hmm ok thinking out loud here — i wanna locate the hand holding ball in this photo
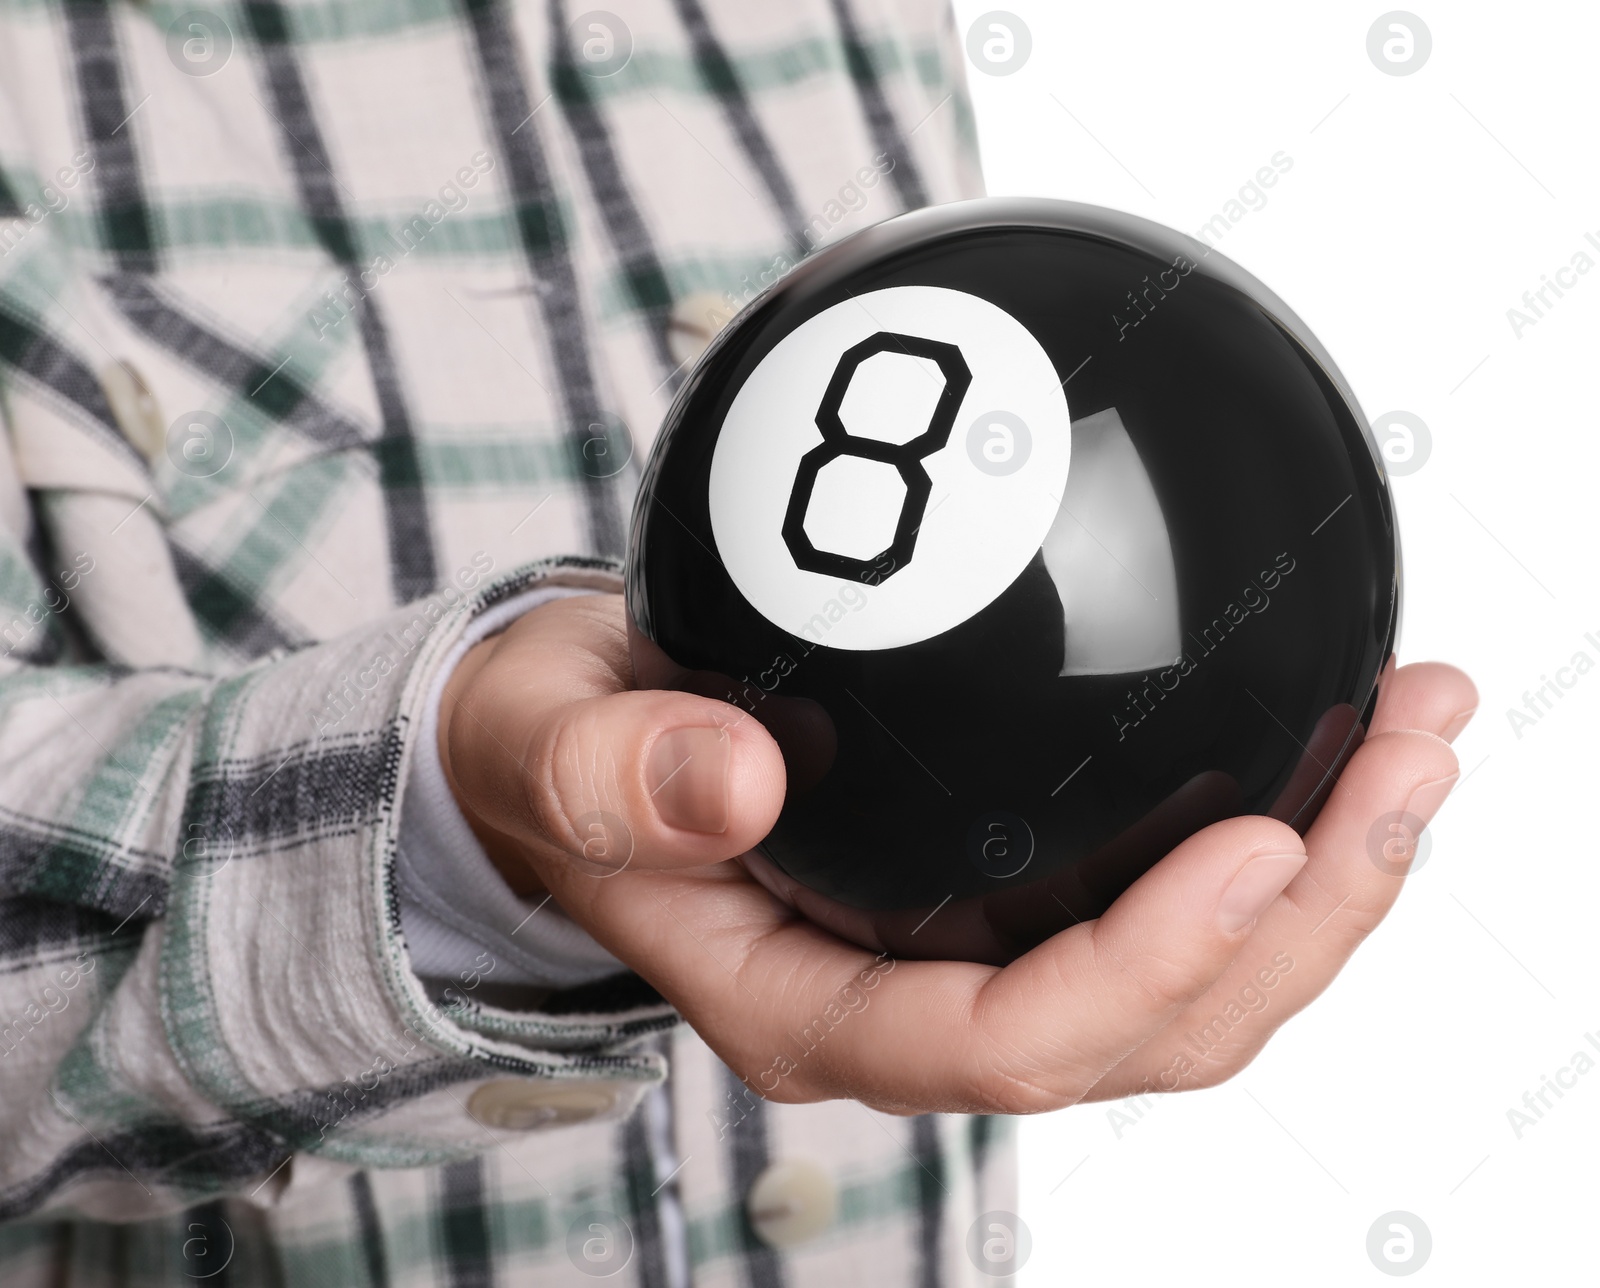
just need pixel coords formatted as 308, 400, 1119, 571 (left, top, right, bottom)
627, 199, 1399, 966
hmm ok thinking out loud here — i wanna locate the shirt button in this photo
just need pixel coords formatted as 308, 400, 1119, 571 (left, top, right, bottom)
98, 360, 165, 462
746, 1159, 838, 1249
466, 1080, 618, 1131
667, 290, 737, 368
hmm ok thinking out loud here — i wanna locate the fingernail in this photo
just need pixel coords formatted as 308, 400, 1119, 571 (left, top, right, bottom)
1217, 853, 1307, 934
648, 727, 730, 834
1440, 707, 1477, 743
1404, 772, 1459, 826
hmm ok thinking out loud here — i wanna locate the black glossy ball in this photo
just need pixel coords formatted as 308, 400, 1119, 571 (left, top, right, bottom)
627, 199, 1399, 966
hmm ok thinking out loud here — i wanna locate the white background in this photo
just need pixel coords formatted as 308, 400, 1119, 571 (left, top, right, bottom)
950, 1, 1600, 1282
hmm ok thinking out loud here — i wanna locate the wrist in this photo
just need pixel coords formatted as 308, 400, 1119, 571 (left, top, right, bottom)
438, 630, 550, 899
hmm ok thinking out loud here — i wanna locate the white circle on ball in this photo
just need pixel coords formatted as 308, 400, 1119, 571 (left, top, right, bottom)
709, 285, 1071, 651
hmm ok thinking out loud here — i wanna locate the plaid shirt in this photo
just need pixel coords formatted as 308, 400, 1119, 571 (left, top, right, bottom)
0, 0, 1016, 1284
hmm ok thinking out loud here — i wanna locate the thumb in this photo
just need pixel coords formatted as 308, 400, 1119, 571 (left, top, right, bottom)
441, 596, 786, 875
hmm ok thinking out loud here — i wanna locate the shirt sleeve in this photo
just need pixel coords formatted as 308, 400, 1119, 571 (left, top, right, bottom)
0, 535, 677, 1223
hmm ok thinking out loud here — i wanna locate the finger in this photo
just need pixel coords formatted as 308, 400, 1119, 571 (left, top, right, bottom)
443, 596, 786, 873
572, 813, 1311, 1114
1088, 726, 1459, 1098
1372, 659, 1478, 741
932, 815, 1308, 1111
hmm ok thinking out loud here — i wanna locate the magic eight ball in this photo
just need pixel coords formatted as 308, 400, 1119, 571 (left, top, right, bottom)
626, 198, 1399, 966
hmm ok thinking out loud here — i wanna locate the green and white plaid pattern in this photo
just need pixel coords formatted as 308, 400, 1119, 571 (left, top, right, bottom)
0, 0, 1013, 1283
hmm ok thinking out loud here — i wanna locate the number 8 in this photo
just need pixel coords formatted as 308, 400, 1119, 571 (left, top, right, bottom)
781, 332, 970, 583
